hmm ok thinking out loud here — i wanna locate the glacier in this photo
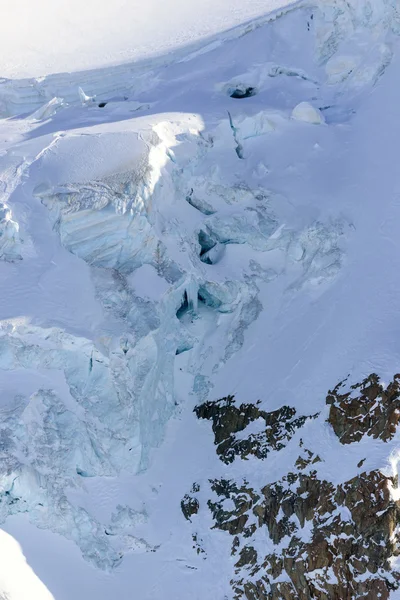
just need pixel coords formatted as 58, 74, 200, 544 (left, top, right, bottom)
1, 0, 400, 599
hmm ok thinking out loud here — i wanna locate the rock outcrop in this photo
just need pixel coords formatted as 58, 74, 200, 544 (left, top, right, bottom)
184, 461, 400, 598
194, 396, 318, 464
183, 379, 400, 599
181, 483, 200, 522
327, 373, 400, 444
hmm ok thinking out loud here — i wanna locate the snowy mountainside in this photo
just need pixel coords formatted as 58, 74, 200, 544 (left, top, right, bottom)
0, 0, 297, 79
1, 0, 400, 599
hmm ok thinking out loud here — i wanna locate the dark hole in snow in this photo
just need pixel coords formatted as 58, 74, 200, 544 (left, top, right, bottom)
198, 230, 227, 265
198, 230, 216, 256
235, 144, 244, 159
76, 468, 90, 477
201, 254, 213, 265
198, 287, 222, 310
199, 230, 220, 264
176, 290, 189, 319
229, 87, 257, 99
105, 529, 115, 536
98, 102, 107, 108
4, 491, 20, 505
175, 343, 192, 355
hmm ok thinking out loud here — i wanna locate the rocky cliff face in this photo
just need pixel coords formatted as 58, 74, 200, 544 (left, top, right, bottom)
194, 396, 319, 464
182, 379, 400, 599
327, 373, 400, 444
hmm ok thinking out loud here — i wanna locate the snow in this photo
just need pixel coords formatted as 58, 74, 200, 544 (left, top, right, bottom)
291, 101, 325, 124
0, 529, 54, 600
0, 0, 299, 78
127, 264, 170, 301
1, 0, 400, 598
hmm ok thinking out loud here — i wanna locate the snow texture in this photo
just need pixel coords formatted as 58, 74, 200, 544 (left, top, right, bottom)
1, 0, 400, 598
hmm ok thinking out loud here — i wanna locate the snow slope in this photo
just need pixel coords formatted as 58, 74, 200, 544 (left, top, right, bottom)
0, 0, 297, 78
1, 0, 400, 598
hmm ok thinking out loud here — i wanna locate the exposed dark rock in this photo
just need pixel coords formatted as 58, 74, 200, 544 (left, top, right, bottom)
183, 379, 400, 599
295, 447, 321, 470
181, 493, 199, 521
203, 467, 400, 600
207, 479, 259, 537
194, 395, 318, 464
327, 373, 400, 444
192, 533, 206, 556
235, 545, 258, 570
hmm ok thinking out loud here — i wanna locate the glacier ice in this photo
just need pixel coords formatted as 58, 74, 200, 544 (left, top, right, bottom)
0, 203, 22, 262
30, 97, 64, 121
0, 98, 352, 568
1, 0, 397, 577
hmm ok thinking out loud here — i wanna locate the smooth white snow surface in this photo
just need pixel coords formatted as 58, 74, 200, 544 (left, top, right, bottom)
0, 529, 54, 600
1, 0, 400, 598
1, 0, 297, 78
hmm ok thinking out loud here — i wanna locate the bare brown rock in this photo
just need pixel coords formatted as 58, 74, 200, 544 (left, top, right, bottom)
229, 469, 400, 599
183, 464, 400, 598
181, 494, 199, 521
182, 377, 400, 599
327, 373, 400, 444
194, 395, 318, 463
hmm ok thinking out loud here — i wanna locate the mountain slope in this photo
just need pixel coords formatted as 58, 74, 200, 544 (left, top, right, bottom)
1, 1, 400, 599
